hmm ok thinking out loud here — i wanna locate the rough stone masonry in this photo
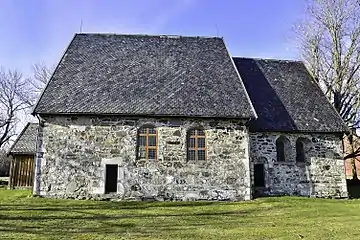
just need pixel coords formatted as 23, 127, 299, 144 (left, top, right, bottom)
34, 116, 252, 201
250, 132, 348, 198
33, 115, 348, 200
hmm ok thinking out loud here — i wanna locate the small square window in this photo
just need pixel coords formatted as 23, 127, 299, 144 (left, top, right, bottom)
138, 136, 146, 146
189, 138, 195, 148
188, 150, 196, 161
198, 138, 205, 148
148, 128, 156, 134
198, 150, 206, 161
139, 128, 147, 134
138, 147, 146, 159
148, 136, 157, 146
197, 130, 205, 136
148, 149, 156, 160
189, 129, 196, 136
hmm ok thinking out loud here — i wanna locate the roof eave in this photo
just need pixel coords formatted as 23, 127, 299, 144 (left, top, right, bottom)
35, 112, 257, 120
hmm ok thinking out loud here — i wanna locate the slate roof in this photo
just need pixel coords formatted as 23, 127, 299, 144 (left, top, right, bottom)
8, 123, 38, 155
33, 33, 256, 119
233, 57, 348, 133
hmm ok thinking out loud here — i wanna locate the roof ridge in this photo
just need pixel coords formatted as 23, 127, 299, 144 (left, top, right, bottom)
75, 32, 222, 39
233, 56, 302, 63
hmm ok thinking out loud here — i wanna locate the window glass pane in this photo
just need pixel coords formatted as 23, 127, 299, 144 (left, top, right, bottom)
197, 129, 205, 136
138, 136, 146, 146
198, 138, 205, 148
189, 129, 196, 136
148, 136, 157, 146
148, 149, 156, 160
198, 150, 206, 161
138, 147, 146, 159
276, 140, 285, 162
296, 141, 305, 162
188, 150, 196, 161
189, 138, 195, 148
148, 128, 156, 134
139, 128, 147, 134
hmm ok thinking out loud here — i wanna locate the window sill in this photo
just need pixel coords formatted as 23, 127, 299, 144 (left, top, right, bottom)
275, 161, 295, 165
186, 160, 209, 166
275, 162, 309, 166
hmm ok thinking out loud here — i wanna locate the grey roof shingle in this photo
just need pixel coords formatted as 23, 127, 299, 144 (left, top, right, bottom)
233, 57, 348, 133
8, 123, 38, 155
33, 34, 256, 119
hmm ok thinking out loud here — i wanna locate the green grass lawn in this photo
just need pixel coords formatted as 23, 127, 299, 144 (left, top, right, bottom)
0, 190, 360, 239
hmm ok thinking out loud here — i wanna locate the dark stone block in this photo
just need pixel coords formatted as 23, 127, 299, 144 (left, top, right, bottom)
173, 130, 181, 136
124, 120, 135, 126
131, 184, 141, 191
209, 121, 219, 127
202, 171, 211, 177
175, 179, 186, 184
169, 119, 181, 126
110, 148, 120, 154
173, 162, 183, 168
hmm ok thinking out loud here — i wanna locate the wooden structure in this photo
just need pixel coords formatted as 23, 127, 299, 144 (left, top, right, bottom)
8, 123, 38, 188
344, 134, 360, 180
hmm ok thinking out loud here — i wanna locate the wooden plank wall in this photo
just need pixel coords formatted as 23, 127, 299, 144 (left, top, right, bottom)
9, 155, 35, 188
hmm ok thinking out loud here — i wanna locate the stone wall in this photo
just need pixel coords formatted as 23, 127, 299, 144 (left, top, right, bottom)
34, 116, 251, 201
250, 132, 348, 198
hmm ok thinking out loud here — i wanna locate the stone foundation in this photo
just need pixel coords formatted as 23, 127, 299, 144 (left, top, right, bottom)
250, 132, 348, 198
34, 116, 251, 201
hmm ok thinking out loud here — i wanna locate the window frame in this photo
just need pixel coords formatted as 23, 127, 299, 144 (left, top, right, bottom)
296, 137, 311, 163
137, 126, 158, 162
276, 136, 290, 162
296, 139, 305, 163
187, 128, 207, 162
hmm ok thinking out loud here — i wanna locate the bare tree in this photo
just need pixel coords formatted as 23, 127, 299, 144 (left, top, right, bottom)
0, 68, 34, 149
0, 62, 53, 150
30, 62, 54, 93
296, 0, 360, 161
0, 150, 10, 177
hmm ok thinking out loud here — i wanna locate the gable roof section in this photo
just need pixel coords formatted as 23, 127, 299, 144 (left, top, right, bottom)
8, 123, 38, 155
33, 33, 256, 119
233, 57, 348, 133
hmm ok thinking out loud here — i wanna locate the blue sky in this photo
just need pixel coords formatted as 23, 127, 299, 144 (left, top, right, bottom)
0, 0, 306, 73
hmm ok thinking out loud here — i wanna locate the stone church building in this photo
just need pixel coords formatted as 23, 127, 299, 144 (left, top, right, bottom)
32, 33, 349, 200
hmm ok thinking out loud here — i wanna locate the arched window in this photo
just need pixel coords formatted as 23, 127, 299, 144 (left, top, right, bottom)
276, 136, 290, 162
296, 137, 311, 163
137, 126, 157, 161
296, 140, 305, 162
187, 128, 206, 162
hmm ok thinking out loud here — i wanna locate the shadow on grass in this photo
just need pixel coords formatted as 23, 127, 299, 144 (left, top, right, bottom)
0, 200, 242, 211
0, 209, 254, 221
0, 201, 279, 238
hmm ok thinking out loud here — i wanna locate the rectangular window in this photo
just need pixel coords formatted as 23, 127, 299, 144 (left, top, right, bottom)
137, 127, 157, 161
254, 164, 265, 187
187, 128, 207, 162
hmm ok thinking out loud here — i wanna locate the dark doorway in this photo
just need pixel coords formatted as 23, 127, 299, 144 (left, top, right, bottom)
254, 164, 265, 187
105, 164, 118, 193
